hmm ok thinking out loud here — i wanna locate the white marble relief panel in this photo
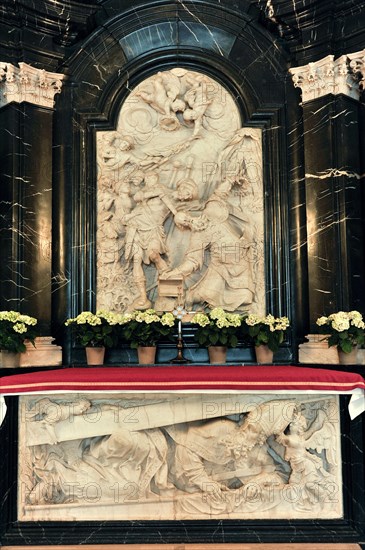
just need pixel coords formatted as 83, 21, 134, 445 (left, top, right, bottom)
18, 393, 342, 521
96, 68, 264, 314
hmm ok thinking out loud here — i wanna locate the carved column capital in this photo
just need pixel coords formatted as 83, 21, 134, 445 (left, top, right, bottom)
347, 50, 365, 91
0, 62, 64, 108
289, 50, 365, 102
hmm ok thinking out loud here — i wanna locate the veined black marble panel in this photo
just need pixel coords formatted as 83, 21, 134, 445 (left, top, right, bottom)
302, 94, 365, 329
0, 103, 53, 334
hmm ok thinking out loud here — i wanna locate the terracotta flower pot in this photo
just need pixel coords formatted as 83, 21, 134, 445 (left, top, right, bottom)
85, 346, 105, 365
255, 344, 274, 364
137, 346, 156, 364
338, 347, 358, 365
208, 346, 227, 364
1, 350, 21, 368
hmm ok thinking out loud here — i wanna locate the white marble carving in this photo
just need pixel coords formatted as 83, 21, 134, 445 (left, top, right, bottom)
18, 393, 342, 521
289, 50, 365, 102
0, 62, 64, 108
347, 49, 365, 91
96, 68, 264, 314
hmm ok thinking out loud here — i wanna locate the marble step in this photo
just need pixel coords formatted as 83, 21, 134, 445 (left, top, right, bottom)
1, 544, 362, 550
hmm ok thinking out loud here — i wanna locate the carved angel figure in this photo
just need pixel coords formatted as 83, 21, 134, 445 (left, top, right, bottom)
135, 71, 182, 131
276, 407, 337, 510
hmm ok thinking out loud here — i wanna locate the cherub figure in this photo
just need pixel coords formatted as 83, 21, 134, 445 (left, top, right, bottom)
276, 407, 337, 510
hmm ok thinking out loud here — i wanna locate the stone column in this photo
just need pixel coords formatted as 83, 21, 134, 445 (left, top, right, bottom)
290, 51, 365, 330
0, 62, 64, 333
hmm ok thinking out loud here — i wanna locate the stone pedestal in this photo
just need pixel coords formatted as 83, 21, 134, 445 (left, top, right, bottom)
298, 334, 339, 364
18, 336, 62, 367
299, 334, 365, 365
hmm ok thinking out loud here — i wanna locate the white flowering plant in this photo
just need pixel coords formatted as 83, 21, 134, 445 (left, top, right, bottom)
65, 310, 120, 348
316, 310, 365, 353
0, 310, 38, 353
191, 308, 242, 348
119, 309, 176, 348
244, 313, 290, 352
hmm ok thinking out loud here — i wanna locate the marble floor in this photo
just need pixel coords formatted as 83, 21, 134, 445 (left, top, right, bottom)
1, 544, 362, 549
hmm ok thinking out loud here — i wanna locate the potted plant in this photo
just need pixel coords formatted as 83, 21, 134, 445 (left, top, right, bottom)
244, 313, 290, 363
0, 310, 38, 367
119, 309, 176, 364
191, 307, 242, 364
65, 310, 119, 365
316, 310, 365, 364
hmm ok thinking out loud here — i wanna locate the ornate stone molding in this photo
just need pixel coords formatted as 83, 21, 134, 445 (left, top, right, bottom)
289, 50, 365, 102
0, 62, 64, 108
347, 50, 365, 92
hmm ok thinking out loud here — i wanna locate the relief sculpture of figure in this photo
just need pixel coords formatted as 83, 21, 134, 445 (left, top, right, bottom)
96, 69, 265, 315
100, 134, 140, 175
276, 408, 337, 511
21, 395, 341, 520
183, 75, 212, 138
123, 171, 196, 309
79, 426, 171, 499
135, 71, 182, 132
28, 425, 171, 505
165, 400, 297, 515
165, 185, 256, 311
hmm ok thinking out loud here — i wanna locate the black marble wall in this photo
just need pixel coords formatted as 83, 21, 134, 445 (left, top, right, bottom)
0, 0, 364, 360
1, 1, 365, 547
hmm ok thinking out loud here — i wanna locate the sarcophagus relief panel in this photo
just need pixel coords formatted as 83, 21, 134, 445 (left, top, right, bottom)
18, 393, 342, 521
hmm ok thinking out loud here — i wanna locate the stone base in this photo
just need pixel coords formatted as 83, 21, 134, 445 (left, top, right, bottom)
299, 334, 340, 364
299, 334, 365, 365
19, 336, 62, 367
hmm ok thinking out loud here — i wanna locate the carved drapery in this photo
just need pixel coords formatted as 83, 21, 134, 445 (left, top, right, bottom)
96, 68, 264, 314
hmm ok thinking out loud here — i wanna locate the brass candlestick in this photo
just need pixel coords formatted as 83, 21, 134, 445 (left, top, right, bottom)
171, 298, 190, 363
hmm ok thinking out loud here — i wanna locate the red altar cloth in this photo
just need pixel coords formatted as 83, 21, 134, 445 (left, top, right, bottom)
1, 365, 364, 420
1, 364, 364, 393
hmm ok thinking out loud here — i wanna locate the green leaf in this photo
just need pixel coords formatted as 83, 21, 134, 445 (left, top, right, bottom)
258, 331, 268, 344
210, 333, 219, 345
220, 334, 228, 345
340, 340, 353, 353
328, 334, 338, 348
229, 334, 238, 348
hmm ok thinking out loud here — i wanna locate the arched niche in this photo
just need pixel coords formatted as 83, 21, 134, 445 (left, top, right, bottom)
96, 68, 265, 315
